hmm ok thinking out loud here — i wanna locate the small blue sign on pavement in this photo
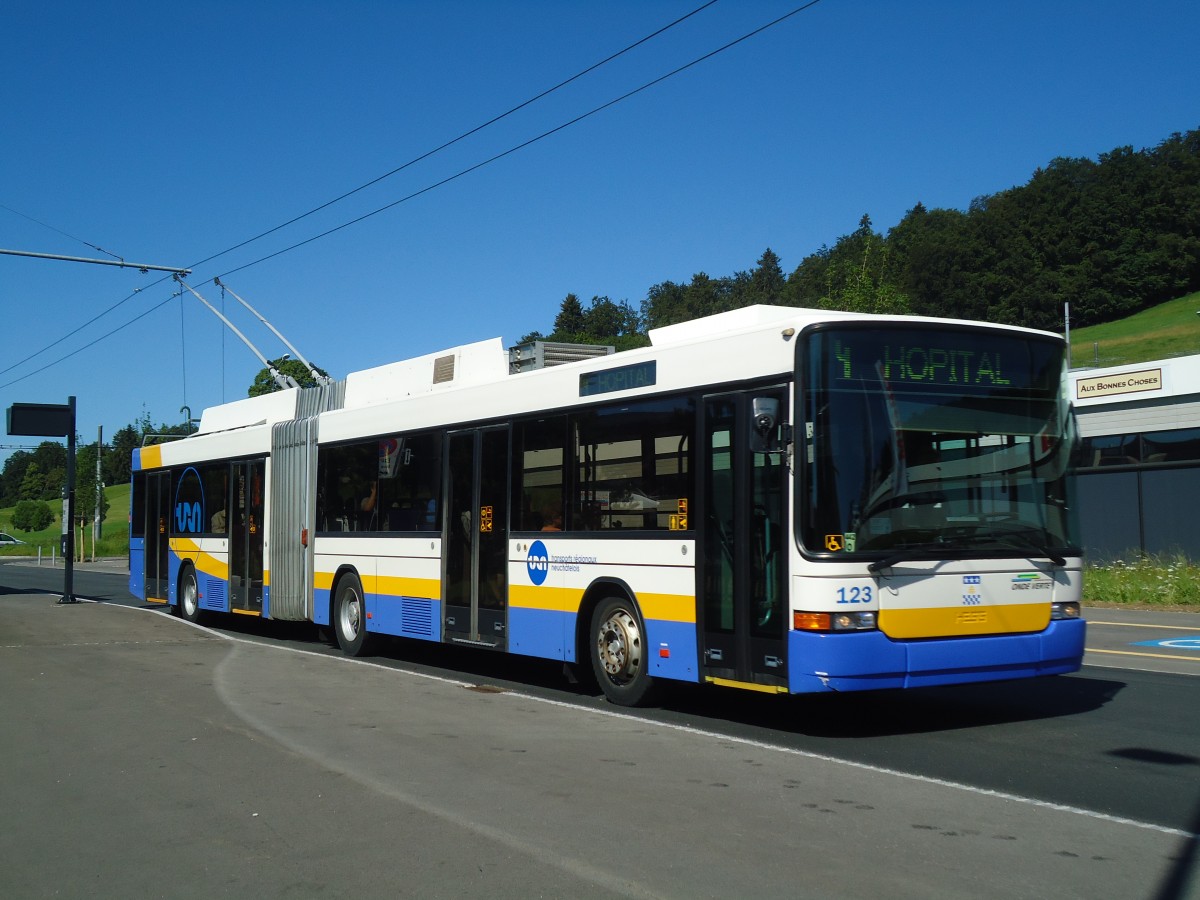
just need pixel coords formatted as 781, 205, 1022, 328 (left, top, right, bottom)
1133, 638, 1200, 652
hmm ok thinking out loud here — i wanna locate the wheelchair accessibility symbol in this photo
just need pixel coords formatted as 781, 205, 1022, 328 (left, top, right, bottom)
825, 534, 844, 552
1134, 638, 1200, 652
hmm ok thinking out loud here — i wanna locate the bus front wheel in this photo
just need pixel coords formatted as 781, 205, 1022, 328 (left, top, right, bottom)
179, 566, 203, 624
334, 573, 374, 657
590, 596, 657, 706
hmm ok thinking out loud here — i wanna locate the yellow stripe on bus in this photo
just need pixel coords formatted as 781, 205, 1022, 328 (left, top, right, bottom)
508, 584, 581, 613
372, 574, 438, 598
879, 603, 1051, 639
637, 591, 696, 623
313, 570, 439, 599
309, 574, 696, 622
508, 584, 695, 622
139, 444, 164, 470
169, 539, 230, 581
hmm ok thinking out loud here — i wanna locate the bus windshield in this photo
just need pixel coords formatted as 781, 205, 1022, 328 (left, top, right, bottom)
800, 324, 1079, 562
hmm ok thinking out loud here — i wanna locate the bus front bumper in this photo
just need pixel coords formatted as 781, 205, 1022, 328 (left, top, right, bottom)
786, 618, 1086, 693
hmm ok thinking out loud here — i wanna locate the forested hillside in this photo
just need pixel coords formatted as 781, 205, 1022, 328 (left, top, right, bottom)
525, 128, 1200, 344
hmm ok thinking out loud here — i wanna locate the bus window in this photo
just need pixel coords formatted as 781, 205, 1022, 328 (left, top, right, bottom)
378, 431, 442, 531
202, 464, 229, 534
515, 416, 567, 532
573, 396, 694, 531
317, 432, 442, 533
317, 442, 376, 531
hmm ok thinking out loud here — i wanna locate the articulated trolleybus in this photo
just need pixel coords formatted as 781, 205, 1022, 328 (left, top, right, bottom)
130, 305, 1084, 705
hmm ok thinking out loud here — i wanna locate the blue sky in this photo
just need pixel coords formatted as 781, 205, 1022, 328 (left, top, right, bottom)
2, 0, 1197, 463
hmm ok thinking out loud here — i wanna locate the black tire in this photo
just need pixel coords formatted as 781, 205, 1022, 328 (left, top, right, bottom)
589, 596, 658, 706
178, 566, 203, 624
334, 573, 375, 657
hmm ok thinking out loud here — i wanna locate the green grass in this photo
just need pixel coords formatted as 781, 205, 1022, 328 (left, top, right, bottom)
1070, 291, 1200, 367
1084, 554, 1200, 610
0, 482, 130, 559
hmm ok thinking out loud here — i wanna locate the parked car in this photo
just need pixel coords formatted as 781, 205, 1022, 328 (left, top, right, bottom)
0, 532, 27, 547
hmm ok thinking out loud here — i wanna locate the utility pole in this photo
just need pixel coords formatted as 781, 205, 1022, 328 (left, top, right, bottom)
1064, 302, 1072, 368
94, 425, 103, 547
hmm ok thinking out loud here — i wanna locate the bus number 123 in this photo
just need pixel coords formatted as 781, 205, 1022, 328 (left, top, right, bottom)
836, 586, 873, 604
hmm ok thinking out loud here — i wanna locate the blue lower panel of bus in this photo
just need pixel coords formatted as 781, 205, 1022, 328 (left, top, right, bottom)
167, 552, 180, 606
509, 607, 573, 660
364, 593, 441, 642
645, 619, 700, 682
129, 539, 145, 598
203, 575, 228, 612
787, 619, 1087, 693
507, 609, 699, 682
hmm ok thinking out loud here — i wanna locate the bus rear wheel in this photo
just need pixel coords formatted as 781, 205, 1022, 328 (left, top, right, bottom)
334, 573, 375, 657
179, 566, 203, 624
590, 596, 657, 706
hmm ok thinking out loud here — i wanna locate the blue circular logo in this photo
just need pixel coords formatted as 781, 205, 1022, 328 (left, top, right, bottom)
173, 466, 205, 534
526, 540, 549, 586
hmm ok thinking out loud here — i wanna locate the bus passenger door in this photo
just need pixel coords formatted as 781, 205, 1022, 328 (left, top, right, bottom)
701, 390, 788, 688
144, 471, 171, 602
443, 427, 509, 648
229, 460, 265, 613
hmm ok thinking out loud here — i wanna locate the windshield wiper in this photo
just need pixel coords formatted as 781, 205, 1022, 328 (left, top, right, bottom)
986, 532, 1067, 567
868, 548, 951, 573
867, 532, 1067, 574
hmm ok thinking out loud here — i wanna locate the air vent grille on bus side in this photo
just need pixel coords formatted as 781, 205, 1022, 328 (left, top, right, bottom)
433, 354, 455, 384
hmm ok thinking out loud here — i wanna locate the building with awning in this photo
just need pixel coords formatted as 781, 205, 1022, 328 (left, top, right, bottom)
1072, 354, 1200, 561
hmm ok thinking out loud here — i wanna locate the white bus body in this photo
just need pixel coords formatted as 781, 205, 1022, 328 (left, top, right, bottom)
131, 305, 1084, 704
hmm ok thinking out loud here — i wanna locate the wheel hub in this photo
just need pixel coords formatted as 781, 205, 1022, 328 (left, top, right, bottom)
340, 595, 361, 637
182, 578, 198, 616
596, 608, 642, 682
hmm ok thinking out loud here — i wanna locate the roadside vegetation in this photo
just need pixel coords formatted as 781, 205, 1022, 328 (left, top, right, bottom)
1070, 290, 1200, 368
0, 482, 129, 560
1084, 554, 1200, 610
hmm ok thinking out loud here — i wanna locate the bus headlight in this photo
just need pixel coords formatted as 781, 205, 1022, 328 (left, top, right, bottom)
1050, 602, 1081, 620
833, 611, 877, 631
793, 611, 877, 632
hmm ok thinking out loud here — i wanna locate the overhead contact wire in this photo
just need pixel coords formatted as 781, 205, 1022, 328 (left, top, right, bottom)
0, 1, 720, 383
217, 0, 824, 278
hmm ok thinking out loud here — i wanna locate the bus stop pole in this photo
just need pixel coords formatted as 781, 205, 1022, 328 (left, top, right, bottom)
59, 397, 78, 604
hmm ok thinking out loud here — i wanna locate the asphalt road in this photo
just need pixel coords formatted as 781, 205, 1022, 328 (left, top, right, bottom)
2, 559, 1197, 898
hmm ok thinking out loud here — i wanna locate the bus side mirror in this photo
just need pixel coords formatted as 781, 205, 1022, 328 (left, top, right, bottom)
750, 398, 780, 452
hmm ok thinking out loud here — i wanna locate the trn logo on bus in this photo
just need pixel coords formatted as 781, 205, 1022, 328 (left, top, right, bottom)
175, 501, 203, 534
526, 540, 549, 586
174, 467, 205, 534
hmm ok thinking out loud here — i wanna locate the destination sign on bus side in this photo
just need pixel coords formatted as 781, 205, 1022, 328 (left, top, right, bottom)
835, 340, 1012, 386
579, 360, 657, 397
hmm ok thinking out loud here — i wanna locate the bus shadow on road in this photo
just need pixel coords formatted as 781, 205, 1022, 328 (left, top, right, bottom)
654, 673, 1127, 739
175, 610, 1126, 738
0, 584, 61, 597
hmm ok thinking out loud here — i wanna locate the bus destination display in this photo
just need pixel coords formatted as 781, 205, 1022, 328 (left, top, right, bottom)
834, 338, 1012, 387
579, 360, 657, 397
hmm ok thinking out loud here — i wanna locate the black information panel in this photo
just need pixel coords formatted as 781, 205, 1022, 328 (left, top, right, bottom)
579, 360, 656, 397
